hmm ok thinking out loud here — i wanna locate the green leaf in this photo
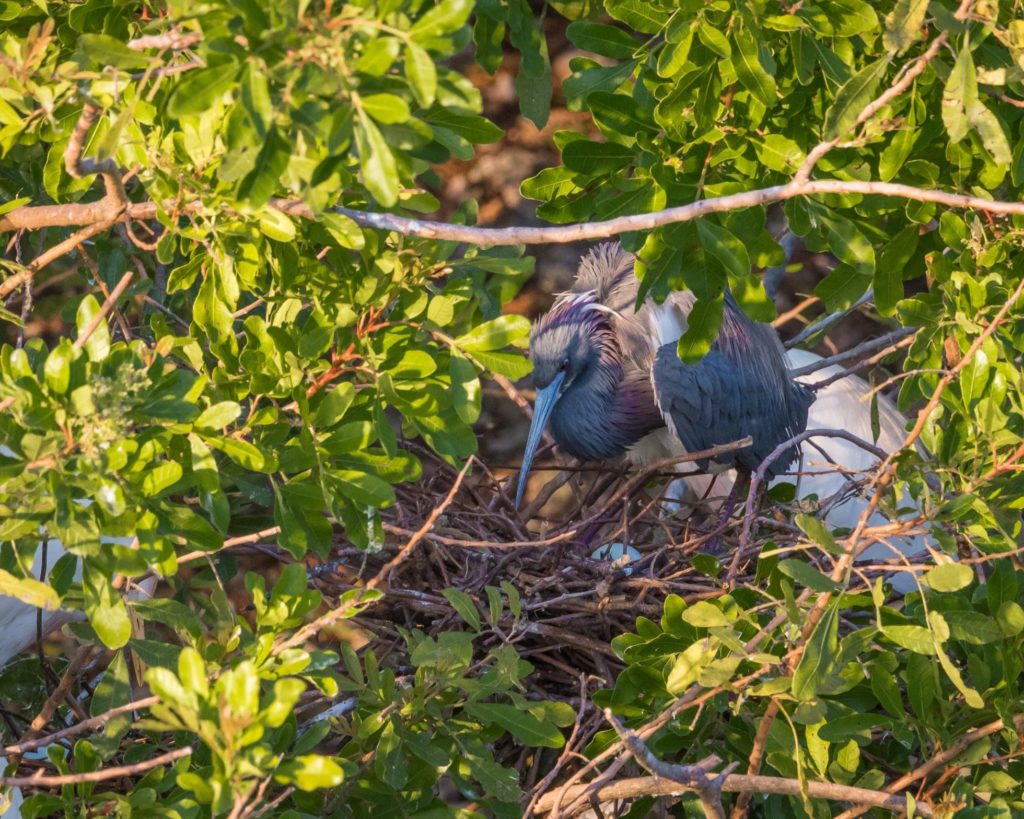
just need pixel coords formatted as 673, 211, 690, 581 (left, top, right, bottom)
566, 22, 638, 59
76, 294, 111, 362
450, 352, 481, 424
792, 600, 839, 700
0, 568, 60, 610
0, 197, 30, 216
795, 514, 841, 555
321, 212, 365, 249
167, 61, 240, 118
258, 209, 296, 242
923, 562, 973, 592
355, 110, 399, 207
465, 702, 565, 748
883, 0, 929, 54
83, 563, 131, 649
275, 755, 345, 791
875, 224, 918, 315
823, 56, 890, 139
410, 0, 472, 41
697, 221, 752, 287
997, 601, 1024, 636
44, 339, 73, 394
456, 315, 531, 351
940, 36, 1008, 162
424, 109, 504, 143
405, 42, 438, 107
676, 294, 723, 364
879, 124, 918, 181
754, 134, 806, 173
208, 437, 272, 472
816, 264, 872, 311
236, 126, 290, 208
470, 349, 532, 379
79, 34, 152, 69
195, 401, 241, 431
327, 470, 396, 507
605, 0, 670, 33
883, 624, 936, 655
732, 29, 776, 107
442, 588, 481, 631
777, 559, 839, 593
697, 21, 731, 57
91, 651, 131, 716
929, 611, 984, 708
509, 0, 552, 129
561, 140, 633, 175
314, 383, 355, 429
360, 93, 411, 124
141, 461, 183, 496
680, 600, 731, 628
588, 91, 658, 136
971, 102, 1012, 165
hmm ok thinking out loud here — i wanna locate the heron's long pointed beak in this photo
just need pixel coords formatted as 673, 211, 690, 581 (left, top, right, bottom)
515, 372, 565, 509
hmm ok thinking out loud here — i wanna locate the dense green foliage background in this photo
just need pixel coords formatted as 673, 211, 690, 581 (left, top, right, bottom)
1, 0, 1024, 816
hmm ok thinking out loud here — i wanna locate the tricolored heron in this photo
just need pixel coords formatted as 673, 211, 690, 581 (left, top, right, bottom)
514, 243, 926, 589
515, 242, 814, 523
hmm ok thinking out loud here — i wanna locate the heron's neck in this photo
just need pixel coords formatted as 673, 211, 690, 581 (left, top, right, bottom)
551, 356, 662, 462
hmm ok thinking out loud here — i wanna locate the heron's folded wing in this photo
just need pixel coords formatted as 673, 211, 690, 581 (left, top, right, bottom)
651, 342, 809, 477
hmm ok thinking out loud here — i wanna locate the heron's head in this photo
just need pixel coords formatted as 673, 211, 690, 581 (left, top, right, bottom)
515, 296, 615, 507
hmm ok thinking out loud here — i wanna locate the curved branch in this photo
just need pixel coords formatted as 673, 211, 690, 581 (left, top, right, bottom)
532, 771, 933, 816
4, 179, 1023, 244
1, 747, 190, 788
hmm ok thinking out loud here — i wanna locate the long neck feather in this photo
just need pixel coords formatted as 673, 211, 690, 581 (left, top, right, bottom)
548, 303, 663, 461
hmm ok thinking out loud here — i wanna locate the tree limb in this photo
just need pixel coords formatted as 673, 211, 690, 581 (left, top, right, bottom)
1, 747, 191, 788
604, 708, 731, 819
532, 771, 933, 816
5, 178, 1024, 244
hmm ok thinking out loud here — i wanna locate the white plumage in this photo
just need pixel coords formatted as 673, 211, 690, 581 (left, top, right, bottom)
634, 348, 926, 592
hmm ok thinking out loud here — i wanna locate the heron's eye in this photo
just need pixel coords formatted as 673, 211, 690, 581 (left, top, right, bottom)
558, 359, 570, 373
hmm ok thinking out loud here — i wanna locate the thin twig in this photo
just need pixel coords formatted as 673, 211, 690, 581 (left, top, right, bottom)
789, 327, 917, 378
4, 696, 160, 755
1, 746, 191, 788
784, 289, 875, 349
0, 219, 118, 299
72, 270, 134, 350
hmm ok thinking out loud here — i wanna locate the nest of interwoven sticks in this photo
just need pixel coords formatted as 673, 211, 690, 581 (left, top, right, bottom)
301, 435, 890, 705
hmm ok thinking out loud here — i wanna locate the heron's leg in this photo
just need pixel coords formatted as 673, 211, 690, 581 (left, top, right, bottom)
701, 468, 751, 555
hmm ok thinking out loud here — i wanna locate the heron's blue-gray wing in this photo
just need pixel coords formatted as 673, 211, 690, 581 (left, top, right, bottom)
652, 338, 813, 478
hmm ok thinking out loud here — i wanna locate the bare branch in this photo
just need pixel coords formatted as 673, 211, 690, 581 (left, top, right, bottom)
127, 31, 203, 51
788, 327, 917, 378
784, 289, 875, 349
604, 708, 730, 819
0, 218, 119, 300
533, 772, 934, 816
1, 746, 191, 788
4, 696, 160, 756
72, 270, 134, 350
5, 178, 1024, 244
64, 103, 129, 213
